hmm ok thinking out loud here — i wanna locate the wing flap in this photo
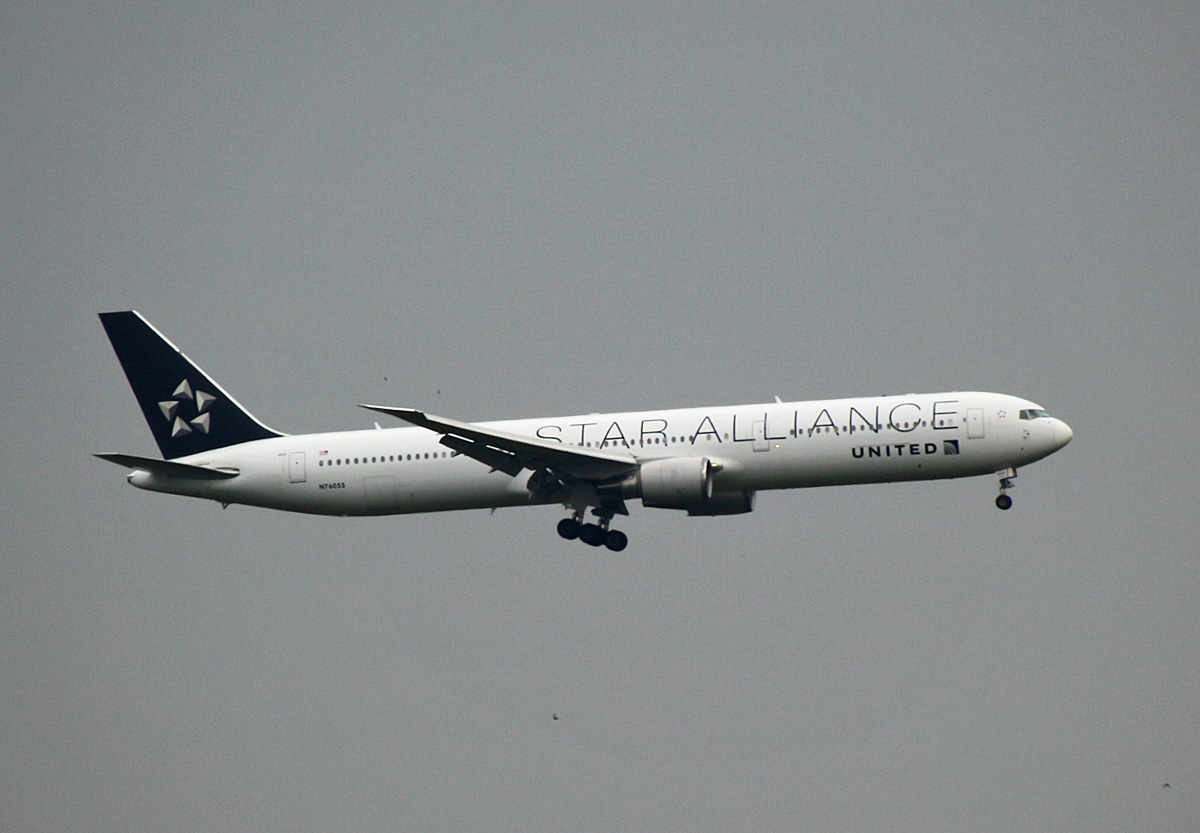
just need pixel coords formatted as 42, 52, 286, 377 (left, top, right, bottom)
439, 434, 526, 477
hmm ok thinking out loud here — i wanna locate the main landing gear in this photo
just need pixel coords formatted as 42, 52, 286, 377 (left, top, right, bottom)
995, 467, 1016, 510
556, 510, 629, 552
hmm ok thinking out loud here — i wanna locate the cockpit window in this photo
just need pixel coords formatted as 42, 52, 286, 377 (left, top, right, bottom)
1019, 408, 1051, 420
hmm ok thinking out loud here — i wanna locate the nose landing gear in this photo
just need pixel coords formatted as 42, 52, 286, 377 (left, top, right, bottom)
556, 509, 628, 551
995, 467, 1016, 510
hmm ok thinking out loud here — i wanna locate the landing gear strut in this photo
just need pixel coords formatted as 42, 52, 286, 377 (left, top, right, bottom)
995, 467, 1016, 510
556, 509, 628, 551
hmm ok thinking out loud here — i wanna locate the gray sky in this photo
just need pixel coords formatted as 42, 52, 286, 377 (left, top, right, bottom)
3, 2, 1198, 831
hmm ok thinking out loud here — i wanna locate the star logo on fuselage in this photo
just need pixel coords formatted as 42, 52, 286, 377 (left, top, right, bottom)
158, 379, 216, 437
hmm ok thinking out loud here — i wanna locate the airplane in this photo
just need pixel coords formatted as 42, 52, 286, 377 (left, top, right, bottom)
95, 311, 1073, 551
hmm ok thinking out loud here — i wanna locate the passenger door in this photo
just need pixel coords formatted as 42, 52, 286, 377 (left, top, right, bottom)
966, 408, 985, 439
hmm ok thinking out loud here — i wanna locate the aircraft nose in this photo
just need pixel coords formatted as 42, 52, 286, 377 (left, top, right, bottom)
1054, 419, 1073, 448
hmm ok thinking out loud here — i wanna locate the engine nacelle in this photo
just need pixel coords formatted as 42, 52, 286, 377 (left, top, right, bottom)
637, 457, 714, 509
686, 491, 756, 516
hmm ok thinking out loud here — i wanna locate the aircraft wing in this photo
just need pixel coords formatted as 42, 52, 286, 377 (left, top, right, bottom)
360, 405, 638, 481
95, 453, 240, 479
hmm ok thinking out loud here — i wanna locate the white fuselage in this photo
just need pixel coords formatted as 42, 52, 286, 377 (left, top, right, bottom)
127, 391, 1072, 516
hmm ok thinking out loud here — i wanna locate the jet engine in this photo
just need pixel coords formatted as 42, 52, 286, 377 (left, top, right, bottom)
637, 456, 713, 508
598, 457, 756, 515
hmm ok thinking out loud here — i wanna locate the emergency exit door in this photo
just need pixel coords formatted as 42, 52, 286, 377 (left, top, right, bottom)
288, 451, 306, 483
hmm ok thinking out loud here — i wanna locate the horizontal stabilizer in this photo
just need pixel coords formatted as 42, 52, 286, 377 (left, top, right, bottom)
94, 453, 239, 480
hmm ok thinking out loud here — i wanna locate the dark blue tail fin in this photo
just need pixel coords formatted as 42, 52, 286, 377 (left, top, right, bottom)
99, 311, 284, 459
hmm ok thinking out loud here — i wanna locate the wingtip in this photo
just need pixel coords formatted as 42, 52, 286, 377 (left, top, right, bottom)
360, 404, 425, 420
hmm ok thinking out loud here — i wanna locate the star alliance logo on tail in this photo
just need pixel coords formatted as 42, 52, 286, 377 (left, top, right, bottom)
158, 379, 216, 437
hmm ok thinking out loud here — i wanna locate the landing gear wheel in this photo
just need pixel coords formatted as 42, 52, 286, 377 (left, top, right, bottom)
556, 518, 581, 540
995, 494, 1013, 511
579, 523, 606, 547
604, 530, 628, 552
